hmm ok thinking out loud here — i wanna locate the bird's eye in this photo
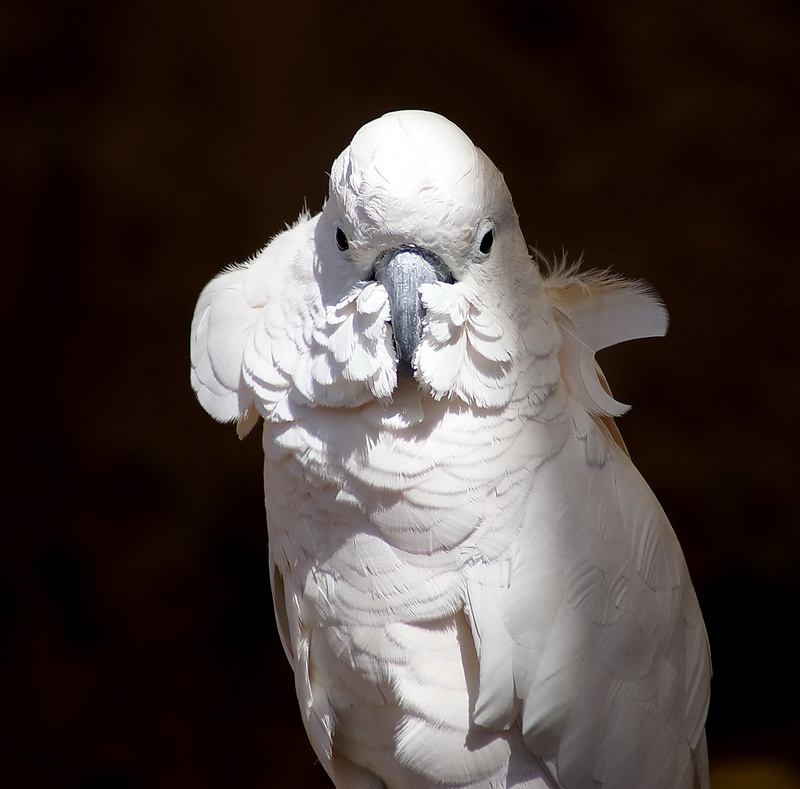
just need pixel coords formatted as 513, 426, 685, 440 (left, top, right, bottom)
336, 227, 350, 251
479, 228, 494, 255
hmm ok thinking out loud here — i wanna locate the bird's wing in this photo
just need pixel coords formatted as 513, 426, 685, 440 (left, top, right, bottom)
464, 274, 710, 789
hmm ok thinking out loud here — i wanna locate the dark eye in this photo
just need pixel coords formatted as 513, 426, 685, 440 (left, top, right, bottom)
336, 227, 349, 251
479, 228, 494, 255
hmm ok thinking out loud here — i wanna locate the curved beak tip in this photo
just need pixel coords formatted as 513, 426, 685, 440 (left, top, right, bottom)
374, 248, 451, 376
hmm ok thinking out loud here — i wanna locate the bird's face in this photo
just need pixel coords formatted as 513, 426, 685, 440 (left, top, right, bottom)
320, 110, 532, 378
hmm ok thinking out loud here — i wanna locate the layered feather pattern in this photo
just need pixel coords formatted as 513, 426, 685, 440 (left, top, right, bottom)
190, 110, 710, 789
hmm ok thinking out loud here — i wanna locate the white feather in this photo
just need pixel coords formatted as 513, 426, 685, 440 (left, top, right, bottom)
190, 110, 709, 789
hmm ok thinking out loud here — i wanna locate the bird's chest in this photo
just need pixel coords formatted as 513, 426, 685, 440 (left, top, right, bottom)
260, 387, 565, 625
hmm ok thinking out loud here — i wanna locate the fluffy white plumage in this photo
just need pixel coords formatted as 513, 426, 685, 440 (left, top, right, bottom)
190, 110, 710, 788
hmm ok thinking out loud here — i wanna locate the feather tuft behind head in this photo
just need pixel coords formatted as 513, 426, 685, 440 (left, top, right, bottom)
540, 252, 668, 418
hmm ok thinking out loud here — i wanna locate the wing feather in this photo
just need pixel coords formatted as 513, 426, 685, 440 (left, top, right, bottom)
460, 267, 707, 788
465, 427, 709, 789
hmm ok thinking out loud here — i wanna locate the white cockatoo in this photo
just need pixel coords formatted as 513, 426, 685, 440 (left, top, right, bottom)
190, 110, 710, 789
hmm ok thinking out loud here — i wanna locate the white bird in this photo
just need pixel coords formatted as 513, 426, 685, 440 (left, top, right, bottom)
190, 110, 710, 788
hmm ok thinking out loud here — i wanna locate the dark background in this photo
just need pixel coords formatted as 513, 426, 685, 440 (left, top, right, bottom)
4, 1, 800, 786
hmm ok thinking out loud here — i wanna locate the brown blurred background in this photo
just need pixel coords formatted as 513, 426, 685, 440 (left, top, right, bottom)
3, 0, 799, 786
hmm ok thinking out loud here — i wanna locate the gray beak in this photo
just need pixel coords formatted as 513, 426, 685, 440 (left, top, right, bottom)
374, 247, 452, 378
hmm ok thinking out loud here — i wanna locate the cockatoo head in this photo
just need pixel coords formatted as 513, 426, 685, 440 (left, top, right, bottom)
319, 110, 533, 379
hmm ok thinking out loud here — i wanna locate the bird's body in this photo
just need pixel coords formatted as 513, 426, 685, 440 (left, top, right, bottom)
191, 111, 710, 788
